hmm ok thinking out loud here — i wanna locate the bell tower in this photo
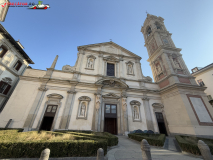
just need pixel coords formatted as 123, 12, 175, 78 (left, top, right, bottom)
141, 14, 213, 136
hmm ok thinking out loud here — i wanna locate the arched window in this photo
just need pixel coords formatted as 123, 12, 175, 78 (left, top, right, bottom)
0, 45, 8, 58
146, 26, 152, 36
155, 22, 162, 30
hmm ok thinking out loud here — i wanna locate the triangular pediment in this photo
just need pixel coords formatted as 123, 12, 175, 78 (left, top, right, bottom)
77, 42, 141, 58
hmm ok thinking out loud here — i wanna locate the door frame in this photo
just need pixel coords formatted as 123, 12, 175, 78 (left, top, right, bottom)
104, 104, 118, 134
36, 101, 61, 131
39, 105, 58, 131
100, 98, 122, 135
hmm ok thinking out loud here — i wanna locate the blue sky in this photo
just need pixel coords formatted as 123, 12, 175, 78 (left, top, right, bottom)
1, 0, 213, 79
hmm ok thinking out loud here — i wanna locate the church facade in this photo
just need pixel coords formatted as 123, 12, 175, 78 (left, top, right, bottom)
0, 14, 213, 137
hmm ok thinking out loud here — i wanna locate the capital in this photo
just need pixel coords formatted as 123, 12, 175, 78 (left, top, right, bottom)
38, 86, 48, 91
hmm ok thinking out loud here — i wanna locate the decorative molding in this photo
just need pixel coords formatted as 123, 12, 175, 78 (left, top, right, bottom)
142, 97, 150, 101
103, 55, 120, 62
47, 93, 63, 99
130, 100, 141, 106
95, 77, 129, 89
102, 93, 120, 99
78, 96, 91, 101
152, 103, 164, 112
126, 61, 135, 76
2, 77, 12, 85
38, 86, 48, 91
62, 65, 76, 72
85, 54, 96, 70
67, 90, 76, 94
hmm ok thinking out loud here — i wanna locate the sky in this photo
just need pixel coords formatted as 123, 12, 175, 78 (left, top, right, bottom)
1, 0, 213, 80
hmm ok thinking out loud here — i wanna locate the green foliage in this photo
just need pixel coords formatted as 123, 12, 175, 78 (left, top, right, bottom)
175, 135, 213, 155
128, 133, 166, 147
0, 130, 116, 158
55, 130, 118, 146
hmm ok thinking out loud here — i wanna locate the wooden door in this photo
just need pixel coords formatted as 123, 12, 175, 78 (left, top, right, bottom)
104, 104, 117, 134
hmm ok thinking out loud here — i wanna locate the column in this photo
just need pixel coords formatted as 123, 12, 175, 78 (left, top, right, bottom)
92, 93, 102, 131
142, 97, 154, 131
121, 96, 128, 134
59, 90, 76, 129
23, 86, 48, 130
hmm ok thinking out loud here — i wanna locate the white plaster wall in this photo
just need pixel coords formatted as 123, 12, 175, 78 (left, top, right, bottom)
80, 75, 96, 83
145, 83, 160, 89
127, 97, 147, 131
0, 80, 41, 128
23, 69, 46, 77
68, 92, 95, 130
51, 71, 73, 79
126, 81, 140, 88
194, 68, 213, 98
32, 89, 68, 130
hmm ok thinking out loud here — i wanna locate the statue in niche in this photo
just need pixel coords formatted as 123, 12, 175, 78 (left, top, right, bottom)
156, 63, 162, 75
80, 102, 86, 117
127, 64, 133, 74
173, 58, 181, 69
133, 106, 139, 120
87, 58, 94, 69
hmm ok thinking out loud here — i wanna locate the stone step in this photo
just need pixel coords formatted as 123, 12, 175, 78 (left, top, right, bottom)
163, 136, 181, 152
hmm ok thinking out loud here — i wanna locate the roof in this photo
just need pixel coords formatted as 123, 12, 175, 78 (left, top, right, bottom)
77, 41, 141, 59
191, 63, 213, 76
0, 23, 34, 64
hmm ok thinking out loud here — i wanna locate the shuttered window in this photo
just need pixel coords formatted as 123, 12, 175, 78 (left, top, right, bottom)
0, 46, 8, 58
13, 60, 22, 71
0, 81, 11, 95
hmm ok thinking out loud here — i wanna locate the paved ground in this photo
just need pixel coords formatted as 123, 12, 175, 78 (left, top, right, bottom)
163, 136, 181, 152
106, 136, 203, 160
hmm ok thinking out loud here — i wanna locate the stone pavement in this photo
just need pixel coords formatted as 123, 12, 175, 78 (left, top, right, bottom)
106, 136, 203, 160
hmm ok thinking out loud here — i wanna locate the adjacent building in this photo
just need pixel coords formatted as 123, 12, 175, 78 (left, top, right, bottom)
191, 63, 213, 106
0, 24, 34, 112
0, 14, 212, 138
0, 0, 10, 22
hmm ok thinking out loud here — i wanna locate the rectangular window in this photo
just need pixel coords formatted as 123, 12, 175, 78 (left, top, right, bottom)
0, 81, 11, 95
107, 63, 115, 76
0, 46, 8, 58
13, 60, 22, 71
197, 79, 205, 86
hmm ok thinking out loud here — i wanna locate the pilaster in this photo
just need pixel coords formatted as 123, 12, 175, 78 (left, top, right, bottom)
142, 97, 154, 131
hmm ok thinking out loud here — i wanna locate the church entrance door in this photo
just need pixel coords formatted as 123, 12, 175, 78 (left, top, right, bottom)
155, 112, 168, 136
104, 104, 117, 135
40, 105, 58, 131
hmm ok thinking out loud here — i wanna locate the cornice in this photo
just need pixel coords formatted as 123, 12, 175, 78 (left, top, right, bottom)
84, 48, 141, 60
147, 46, 182, 62
160, 83, 206, 95
77, 41, 141, 59
156, 74, 195, 84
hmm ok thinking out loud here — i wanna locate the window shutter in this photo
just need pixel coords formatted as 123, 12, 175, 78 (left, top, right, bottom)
3, 84, 11, 95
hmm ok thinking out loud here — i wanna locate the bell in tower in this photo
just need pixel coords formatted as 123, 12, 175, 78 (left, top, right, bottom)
141, 14, 213, 137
